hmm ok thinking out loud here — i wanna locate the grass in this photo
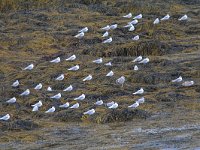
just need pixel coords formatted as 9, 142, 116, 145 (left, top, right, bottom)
0, 0, 200, 144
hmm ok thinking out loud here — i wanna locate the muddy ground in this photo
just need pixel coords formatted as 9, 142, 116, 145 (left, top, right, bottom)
0, 0, 200, 149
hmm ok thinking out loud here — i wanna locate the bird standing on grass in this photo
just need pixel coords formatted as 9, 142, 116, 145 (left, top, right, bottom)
123, 13, 132, 18
63, 85, 73, 92
129, 25, 135, 31
133, 56, 143, 62
68, 65, 79, 71
110, 24, 117, 30
83, 75, 92, 82
178, 15, 188, 21
132, 35, 139, 41
128, 102, 139, 108
139, 58, 150, 64
79, 27, 88, 33
129, 19, 138, 25
95, 100, 104, 106
153, 18, 160, 24
133, 14, 142, 19
109, 102, 118, 109
103, 37, 112, 43
161, 14, 170, 21
107, 101, 114, 107
50, 93, 61, 99
136, 97, 145, 104
6, 97, 16, 104
45, 106, 55, 113
74, 32, 84, 38
105, 62, 112, 66
133, 88, 144, 95
101, 25, 110, 31
172, 76, 182, 83
50, 57, 60, 63
74, 94, 85, 101
59, 102, 70, 108
12, 80, 19, 87
55, 74, 64, 81
70, 103, 79, 109
66, 55, 76, 61
20, 89, 30, 96
23, 64, 34, 70
34, 83, 42, 90
106, 71, 114, 77
134, 65, 138, 71
47, 86, 53, 91
83, 109, 95, 115
182, 81, 194, 87
93, 58, 103, 64
32, 106, 38, 112
31, 101, 42, 107
102, 31, 109, 37
116, 76, 125, 87
0, 114, 10, 121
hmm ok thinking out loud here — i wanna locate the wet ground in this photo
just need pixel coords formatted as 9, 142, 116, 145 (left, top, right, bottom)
1, 99, 200, 149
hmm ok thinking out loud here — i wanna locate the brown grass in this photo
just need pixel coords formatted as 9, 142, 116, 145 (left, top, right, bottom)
0, 0, 200, 144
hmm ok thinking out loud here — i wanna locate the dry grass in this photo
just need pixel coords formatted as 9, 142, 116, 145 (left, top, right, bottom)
0, 0, 200, 143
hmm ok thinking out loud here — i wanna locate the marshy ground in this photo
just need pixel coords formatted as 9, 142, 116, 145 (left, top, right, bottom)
0, 0, 200, 149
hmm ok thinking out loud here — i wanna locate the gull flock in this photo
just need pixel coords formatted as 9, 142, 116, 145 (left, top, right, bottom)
0, 13, 193, 121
